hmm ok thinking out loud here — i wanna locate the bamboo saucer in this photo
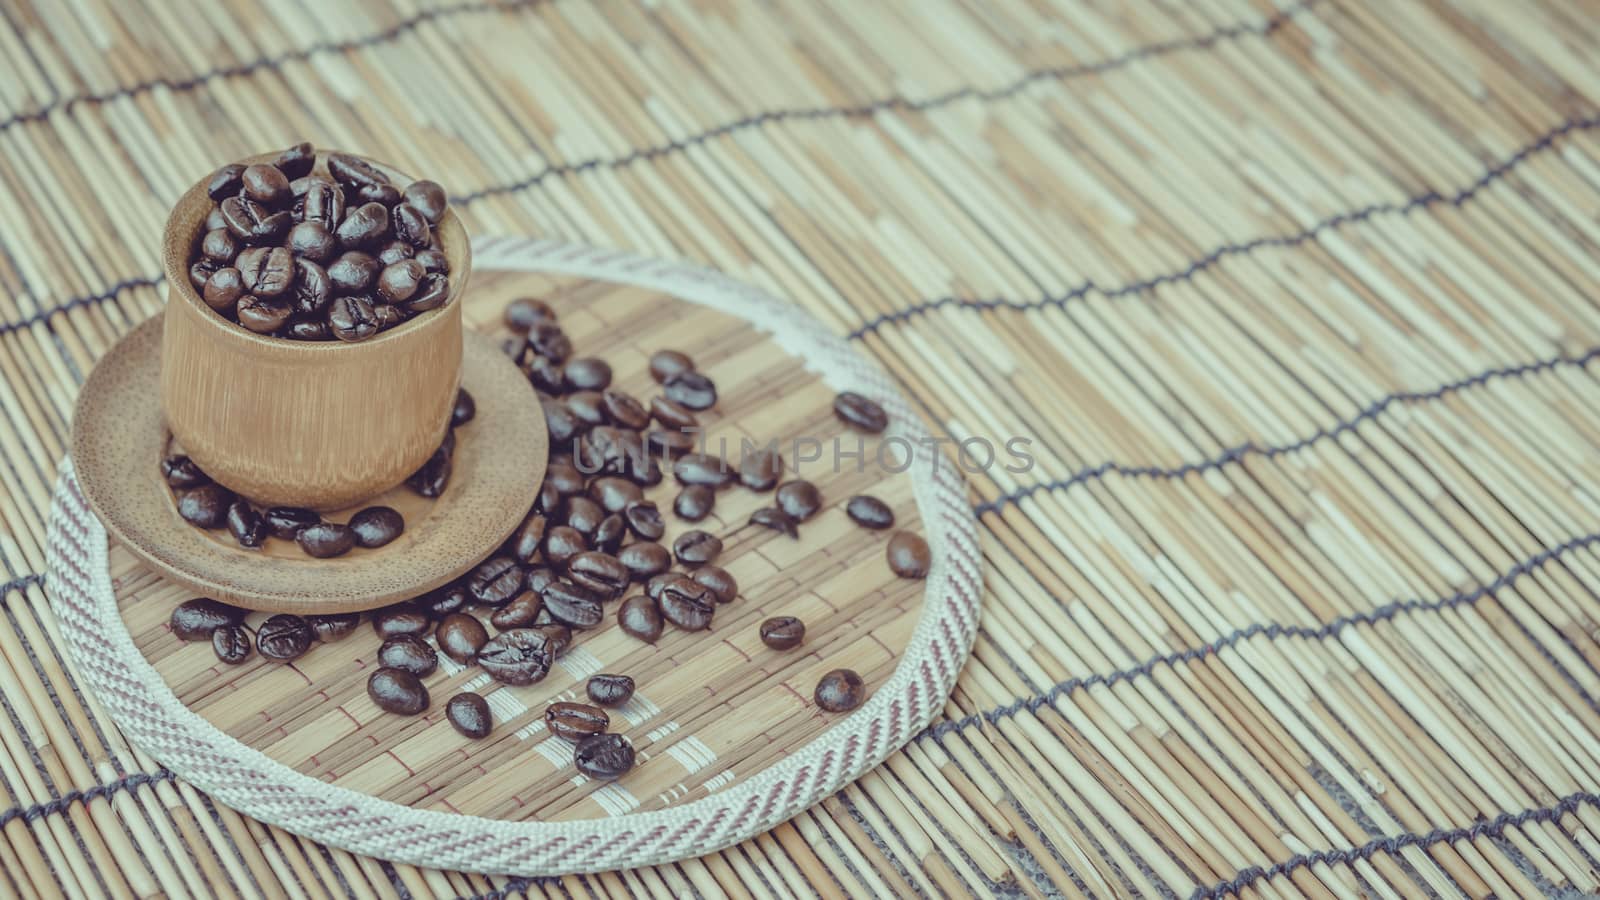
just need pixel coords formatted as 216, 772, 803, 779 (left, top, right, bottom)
70, 318, 546, 613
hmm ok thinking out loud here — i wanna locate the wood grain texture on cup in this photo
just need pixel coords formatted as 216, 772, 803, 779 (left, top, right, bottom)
160, 151, 472, 510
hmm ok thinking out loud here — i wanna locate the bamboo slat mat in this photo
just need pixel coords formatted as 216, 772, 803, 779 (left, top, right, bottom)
2, 0, 1600, 896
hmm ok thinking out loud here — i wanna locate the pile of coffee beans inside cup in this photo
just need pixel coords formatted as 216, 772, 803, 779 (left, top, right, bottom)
168, 294, 932, 781
188, 143, 453, 340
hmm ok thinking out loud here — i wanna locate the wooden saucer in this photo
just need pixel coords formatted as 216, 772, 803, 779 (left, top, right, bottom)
70, 318, 546, 613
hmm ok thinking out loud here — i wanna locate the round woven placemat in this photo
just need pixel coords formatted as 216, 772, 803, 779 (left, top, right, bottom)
44, 238, 983, 875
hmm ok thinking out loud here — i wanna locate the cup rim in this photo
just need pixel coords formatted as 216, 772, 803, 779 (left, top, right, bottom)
162, 149, 472, 353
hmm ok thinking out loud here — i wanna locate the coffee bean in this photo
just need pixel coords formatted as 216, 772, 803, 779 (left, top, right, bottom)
241, 163, 290, 206
297, 522, 356, 558
336, 201, 390, 248
542, 399, 584, 446
602, 390, 649, 430
617, 594, 663, 642
574, 733, 635, 779
674, 453, 732, 488
618, 541, 670, 581
749, 506, 799, 539
833, 391, 888, 433
204, 207, 228, 232
161, 455, 209, 489
511, 512, 547, 564
649, 350, 693, 383
564, 357, 612, 392
432, 611, 486, 662
568, 551, 629, 599
451, 388, 475, 426
526, 355, 565, 393
760, 616, 805, 650
399, 179, 445, 223
674, 484, 715, 521
846, 495, 895, 529
691, 566, 738, 604
292, 258, 332, 314
593, 514, 626, 554
621, 501, 665, 541
477, 629, 555, 685
220, 196, 290, 244
237, 294, 293, 334
377, 259, 424, 303
202, 267, 245, 312
659, 578, 715, 631
207, 163, 245, 200
328, 153, 390, 189
417, 583, 468, 618
490, 591, 544, 630
368, 667, 428, 715
328, 251, 379, 293
392, 203, 431, 248
588, 477, 641, 514
376, 240, 413, 267
257, 614, 313, 662
529, 322, 572, 363
211, 624, 253, 664
344, 506, 403, 549
226, 498, 267, 549
587, 674, 635, 708
649, 397, 697, 431
299, 177, 346, 230
815, 669, 865, 712
178, 484, 232, 529
545, 701, 609, 741
201, 228, 239, 264
287, 220, 336, 262
645, 573, 684, 602
887, 531, 931, 578
562, 496, 605, 538
189, 259, 218, 292
406, 431, 454, 497
406, 273, 451, 314
328, 295, 379, 342
673, 530, 723, 566
447, 692, 491, 738
286, 318, 331, 340
307, 612, 361, 642
273, 142, 315, 179
775, 481, 822, 521
541, 579, 605, 629
663, 370, 717, 410
170, 598, 246, 641
565, 391, 607, 428
579, 426, 645, 478
263, 506, 319, 539
379, 634, 439, 676
530, 622, 572, 657
542, 526, 586, 569
372, 602, 431, 639
467, 556, 524, 606
525, 566, 559, 595
740, 448, 783, 491
504, 297, 554, 333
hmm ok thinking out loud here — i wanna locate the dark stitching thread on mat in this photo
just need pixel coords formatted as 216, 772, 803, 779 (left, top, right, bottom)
845, 113, 1600, 339
0, 573, 45, 597
1189, 790, 1600, 899
459, 873, 559, 899
446, 0, 1321, 207
975, 346, 1600, 514
0, 769, 176, 828
0, 277, 160, 339
0, 1, 549, 135
920, 529, 1600, 741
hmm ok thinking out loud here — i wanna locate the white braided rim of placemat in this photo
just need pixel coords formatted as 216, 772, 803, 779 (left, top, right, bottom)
44, 237, 984, 876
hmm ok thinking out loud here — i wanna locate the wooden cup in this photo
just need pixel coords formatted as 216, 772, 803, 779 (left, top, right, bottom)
160, 153, 472, 511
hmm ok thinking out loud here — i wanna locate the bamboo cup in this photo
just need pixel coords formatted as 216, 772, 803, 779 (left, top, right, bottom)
159, 152, 471, 511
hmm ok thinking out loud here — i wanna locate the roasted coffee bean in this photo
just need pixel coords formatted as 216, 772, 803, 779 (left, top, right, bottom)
415, 247, 449, 274
403, 179, 448, 223
542, 398, 584, 446
354, 182, 402, 206
477, 629, 554, 685
526, 355, 565, 393
256, 614, 313, 661
204, 207, 228, 232
202, 267, 245, 312
815, 668, 866, 712
632, 446, 663, 487
528, 622, 571, 657
201, 228, 238, 264
212, 624, 252, 664
328, 153, 390, 189
645, 573, 685, 602
299, 177, 345, 229
490, 591, 544, 630
674, 484, 715, 521
178, 484, 232, 529
379, 634, 439, 676
287, 220, 336, 262
171, 598, 246, 641
547, 462, 588, 499
451, 388, 476, 426
418, 583, 469, 618
649, 349, 693, 384
617, 594, 663, 642
542, 579, 605, 629
525, 566, 559, 595
644, 428, 694, 461
468, 556, 525, 606
328, 294, 379, 342
623, 501, 665, 541
328, 250, 379, 293
542, 526, 586, 568
563, 496, 605, 539
691, 566, 738, 604
368, 667, 428, 715
740, 448, 783, 491
447, 692, 492, 738
292, 258, 332, 314
286, 318, 331, 340
545, 701, 609, 741
349, 506, 404, 548
161, 455, 209, 489
528, 322, 572, 363
237, 294, 293, 334
226, 499, 267, 549
376, 239, 413, 267
511, 512, 547, 564
273, 142, 316, 179
564, 391, 608, 429
564, 358, 612, 392
392, 203, 431, 247
407, 431, 455, 497
587, 674, 634, 708
579, 426, 644, 478
833, 391, 888, 433
568, 551, 629, 598
649, 396, 697, 431
659, 578, 715, 631
189, 259, 219, 291
887, 531, 931, 578
504, 297, 554, 333
574, 733, 635, 779
673, 530, 723, 566
264, 506, 319, 539
590, 476, 642, 513
593, 514, 626, 554
307, 612, 361, 642
760, 616, 805, 650
749, 506, 799, 539
207, 163, 246, 200
241, 163, 290, 206
617, 542, 670, 581
663, 370, 717, 410
336, 201, 390, 247
220, 196, 290, 244
377, 259, 424, 303
598, 391, 645, 431
372, 602, 431, 639
846, 495, 895, 530
775, 481, 822, 521
674, 453, 732, 488
297, 522, 356, 558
